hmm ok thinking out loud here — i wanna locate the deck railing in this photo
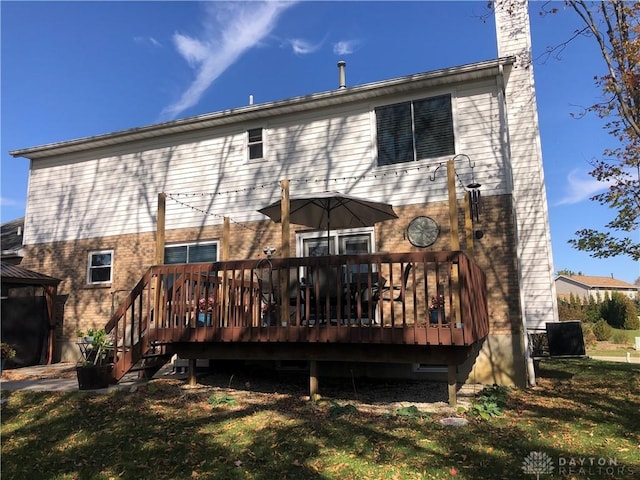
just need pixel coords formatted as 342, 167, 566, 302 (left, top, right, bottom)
105, 251, 488, 379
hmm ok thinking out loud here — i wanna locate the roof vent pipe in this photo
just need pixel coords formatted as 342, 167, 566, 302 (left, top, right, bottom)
337, 60, 346, 89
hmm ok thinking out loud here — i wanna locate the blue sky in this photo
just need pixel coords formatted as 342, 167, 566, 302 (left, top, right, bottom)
1, 1, 637, 284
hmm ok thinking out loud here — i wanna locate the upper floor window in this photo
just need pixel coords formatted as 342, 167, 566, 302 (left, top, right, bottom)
87, 250, 113, 285
375, 94, 454, 166
247, 128, 264, 161
164, 241, 218, 264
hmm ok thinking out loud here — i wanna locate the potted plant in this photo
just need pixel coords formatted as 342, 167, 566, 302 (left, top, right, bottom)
76, 328, 114, 390
84, 327, 98, 343
197, 296, 215, 326
1, 342, 16, 375
429, 294, 445, 325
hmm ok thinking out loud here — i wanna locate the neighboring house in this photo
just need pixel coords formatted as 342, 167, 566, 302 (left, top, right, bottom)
0, 217, 25, 265
8, 1, 556, 388
555, 275, 639, 302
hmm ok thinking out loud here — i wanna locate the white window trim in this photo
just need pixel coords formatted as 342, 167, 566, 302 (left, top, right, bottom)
246, 127, 266, 162
370, 89, 459, 169
413, 364, 448, 373
164, 240, 220, 263
295, 227, 376, 257
87, 249, 114, 285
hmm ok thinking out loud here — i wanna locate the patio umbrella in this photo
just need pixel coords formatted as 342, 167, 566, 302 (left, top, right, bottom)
258, 191, 398, 251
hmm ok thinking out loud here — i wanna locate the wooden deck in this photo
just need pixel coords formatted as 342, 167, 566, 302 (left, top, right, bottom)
105, 251, 488, 385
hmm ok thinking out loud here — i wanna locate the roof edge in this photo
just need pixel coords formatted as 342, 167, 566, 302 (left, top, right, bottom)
11, 57, 515, 160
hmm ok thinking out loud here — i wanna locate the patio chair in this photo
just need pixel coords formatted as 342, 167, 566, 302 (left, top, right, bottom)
257, 268, 305, 326
308, 265, 341, 324
350, 271, 384, 324
381, 263, 413, 303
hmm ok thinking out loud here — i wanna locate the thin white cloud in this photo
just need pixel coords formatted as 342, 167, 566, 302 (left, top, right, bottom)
162, 1, 296, 120
173, 33, 208, 68
333, 39, 360, 56
555, 168, 613, 206
288, 38, 322, 55
0, 197, 20, 207
134, 36, 162, 47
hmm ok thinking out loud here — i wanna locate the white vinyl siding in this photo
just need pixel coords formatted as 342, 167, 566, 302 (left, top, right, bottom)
24, 78, 508, 246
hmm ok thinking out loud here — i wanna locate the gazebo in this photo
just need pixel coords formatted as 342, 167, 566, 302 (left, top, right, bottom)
0, 262, 61, 365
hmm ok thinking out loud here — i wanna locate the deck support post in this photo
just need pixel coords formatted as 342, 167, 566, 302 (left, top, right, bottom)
448, 364, 457, 407
188, 359, 197, 387
309, 359, 318, 400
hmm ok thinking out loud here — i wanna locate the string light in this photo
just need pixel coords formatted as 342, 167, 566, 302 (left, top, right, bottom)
165, 162, 447, 227
165, 194, 266, 233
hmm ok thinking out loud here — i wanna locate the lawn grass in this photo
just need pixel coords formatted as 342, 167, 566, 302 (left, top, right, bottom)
586, 329, 640, 357
1, 358, 639, 479
587, 348, 640, 357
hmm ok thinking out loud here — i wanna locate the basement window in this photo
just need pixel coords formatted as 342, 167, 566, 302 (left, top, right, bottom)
414, 364, 447, 373
164, 241, 218, 264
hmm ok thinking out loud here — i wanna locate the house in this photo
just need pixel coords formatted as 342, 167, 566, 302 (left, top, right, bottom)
1, 217, 25, 265
555, 275, 639, 303
8, 1, 556, 392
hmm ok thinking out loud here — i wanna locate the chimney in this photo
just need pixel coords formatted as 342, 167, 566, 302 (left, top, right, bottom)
337, 61, 346, 89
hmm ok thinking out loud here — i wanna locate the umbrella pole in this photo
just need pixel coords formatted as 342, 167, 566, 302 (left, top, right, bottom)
325, 200, 331, 255
327, 215, 331, 254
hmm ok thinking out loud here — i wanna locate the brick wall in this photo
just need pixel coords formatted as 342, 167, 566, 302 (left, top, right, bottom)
22, 193, 523, 372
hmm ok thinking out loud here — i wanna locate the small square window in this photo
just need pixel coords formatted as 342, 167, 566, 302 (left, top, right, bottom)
87, 250, 113, 285
247, 128, 264, 160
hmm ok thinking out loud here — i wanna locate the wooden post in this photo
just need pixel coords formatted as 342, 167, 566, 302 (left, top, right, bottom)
222, 217, 230, 327
188, 359, 197, 387
154, 193, 166, 330
280, 180, 290, 325
463, 191, 474, 260
280, 180, 290, 257
156, 193, 166, 264
447, 160, 460, 251
448, 364, 457, 407
45, 285, 57, 364
447, 161, 462, 327
222, 217, 230, 260
309, 359, 318, 400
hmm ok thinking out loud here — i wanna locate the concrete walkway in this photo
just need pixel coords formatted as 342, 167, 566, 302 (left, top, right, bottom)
0, 362, 178, 394
590, 355, 640, 364
1, 356, 636, 395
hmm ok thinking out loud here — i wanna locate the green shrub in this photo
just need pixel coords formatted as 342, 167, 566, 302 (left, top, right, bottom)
469, 385, 509, 420
592, 319, 613, 341
393, 405, 430, 419
207, 394, 237, 407
328, 402, 358, 418
624, 309, 639, 330
601, 293, 639, 329
584, 299, 602, 323
580, 322, 598, 347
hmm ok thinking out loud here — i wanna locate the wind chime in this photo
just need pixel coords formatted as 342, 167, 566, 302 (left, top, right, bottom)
466, 165, 482, 223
